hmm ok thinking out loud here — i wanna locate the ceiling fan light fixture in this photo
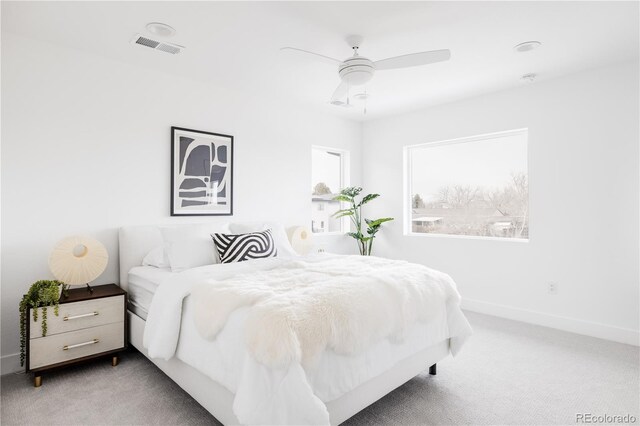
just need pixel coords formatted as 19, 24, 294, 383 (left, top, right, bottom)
514, 41, 541, 53
339, 56, 375, 86
146, 22, 176, 38
281, 35, 451, 108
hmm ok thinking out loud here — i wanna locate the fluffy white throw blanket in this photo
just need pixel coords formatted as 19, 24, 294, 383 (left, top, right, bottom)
192, 255, 460, 369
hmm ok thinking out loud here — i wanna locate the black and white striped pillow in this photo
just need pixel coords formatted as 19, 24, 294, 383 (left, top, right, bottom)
211, 229, 278, 264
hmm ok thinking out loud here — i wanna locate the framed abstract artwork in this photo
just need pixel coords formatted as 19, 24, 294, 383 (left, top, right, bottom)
171, 127, 234, 216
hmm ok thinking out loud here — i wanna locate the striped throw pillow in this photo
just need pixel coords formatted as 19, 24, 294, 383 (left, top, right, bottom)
211, 229, 278, 264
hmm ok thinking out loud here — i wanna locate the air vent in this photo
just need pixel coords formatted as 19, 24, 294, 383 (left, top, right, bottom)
131, 34, 184, 55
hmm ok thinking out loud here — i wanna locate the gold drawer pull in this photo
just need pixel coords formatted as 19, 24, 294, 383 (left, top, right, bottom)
63, 339, 99, 350
63, 312, 98, 321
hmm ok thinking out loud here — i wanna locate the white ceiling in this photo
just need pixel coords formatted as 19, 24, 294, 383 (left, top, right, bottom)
3, 1, 639, 121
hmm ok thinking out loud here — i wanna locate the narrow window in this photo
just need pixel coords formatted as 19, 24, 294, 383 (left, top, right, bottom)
311, 146, 349, 234
405, 129, 528, 240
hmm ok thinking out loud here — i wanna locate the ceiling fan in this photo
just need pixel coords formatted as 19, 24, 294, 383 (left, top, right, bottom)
281, 35, 451, 107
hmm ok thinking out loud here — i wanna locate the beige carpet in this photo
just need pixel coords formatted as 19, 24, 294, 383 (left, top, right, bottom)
2, 312, 638, 425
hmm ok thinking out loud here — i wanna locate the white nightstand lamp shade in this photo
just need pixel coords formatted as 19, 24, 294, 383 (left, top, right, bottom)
287, 226, 312, 255
49, 236, 108, 285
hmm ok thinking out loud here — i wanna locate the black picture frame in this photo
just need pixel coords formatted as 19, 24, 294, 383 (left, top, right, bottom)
171, 126, 234, 216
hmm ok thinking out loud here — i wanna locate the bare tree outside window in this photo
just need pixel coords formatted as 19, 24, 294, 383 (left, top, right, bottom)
412, 194, 425, 208
313, 182, 333, 195
407, 129, 528, 240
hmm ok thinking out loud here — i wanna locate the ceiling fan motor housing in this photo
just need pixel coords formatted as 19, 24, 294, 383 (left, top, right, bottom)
339, 56, 375, 86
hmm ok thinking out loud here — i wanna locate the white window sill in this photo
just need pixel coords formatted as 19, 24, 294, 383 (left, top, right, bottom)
404, 232, 529, 243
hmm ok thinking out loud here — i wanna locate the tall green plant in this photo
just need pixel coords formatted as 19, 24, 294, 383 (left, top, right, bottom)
332, 187, 394, 256
19, 280, 66, 366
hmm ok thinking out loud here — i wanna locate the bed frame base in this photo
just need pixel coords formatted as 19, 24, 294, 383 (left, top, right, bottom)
128, 311, 450, 425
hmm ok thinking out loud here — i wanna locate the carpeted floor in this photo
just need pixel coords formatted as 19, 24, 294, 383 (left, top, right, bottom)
2, 312, 638, 425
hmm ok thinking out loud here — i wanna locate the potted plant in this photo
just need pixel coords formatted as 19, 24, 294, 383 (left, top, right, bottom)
333, 187, 394, 256
19, 280, 67, 367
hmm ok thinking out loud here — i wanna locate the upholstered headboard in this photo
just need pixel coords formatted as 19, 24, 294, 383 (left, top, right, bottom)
118, 225, 163, 292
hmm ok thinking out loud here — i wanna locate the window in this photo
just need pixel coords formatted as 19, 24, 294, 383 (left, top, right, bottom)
405, 129, 528, 240
311, 146, 349, 234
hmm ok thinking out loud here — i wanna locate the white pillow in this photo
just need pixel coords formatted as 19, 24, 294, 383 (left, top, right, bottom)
161, 223, 229, 272
142, 245, 170, 269
229, 222, 298, 258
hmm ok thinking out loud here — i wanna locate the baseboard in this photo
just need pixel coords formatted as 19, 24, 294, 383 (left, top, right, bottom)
461, 298, 640, 346
1, 353, 22, 375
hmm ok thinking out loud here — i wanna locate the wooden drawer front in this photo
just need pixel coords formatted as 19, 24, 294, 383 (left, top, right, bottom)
29, 322, 124, 369
30, 295, 124, 338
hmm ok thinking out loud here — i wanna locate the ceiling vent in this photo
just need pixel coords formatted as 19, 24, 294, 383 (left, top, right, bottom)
131, 34, 184, 55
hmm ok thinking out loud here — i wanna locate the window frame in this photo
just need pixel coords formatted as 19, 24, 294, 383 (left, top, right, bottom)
403, 128, 530, 242
311, 145, 350, 235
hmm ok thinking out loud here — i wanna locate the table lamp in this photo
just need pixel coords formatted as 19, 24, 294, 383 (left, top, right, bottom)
49, 236, 108, 294
287, 226, 312, 255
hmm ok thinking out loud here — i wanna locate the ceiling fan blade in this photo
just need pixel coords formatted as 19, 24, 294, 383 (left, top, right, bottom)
280, 47, 342, 65
330, 81, 349, 103
374, 49, 451, 71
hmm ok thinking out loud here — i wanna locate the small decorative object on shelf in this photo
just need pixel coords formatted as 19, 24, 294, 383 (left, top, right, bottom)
24, 284, 127, 387
332, 187, 394, 256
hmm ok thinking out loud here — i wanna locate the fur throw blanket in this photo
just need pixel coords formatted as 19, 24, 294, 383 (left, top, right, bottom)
192, 255, 460, 369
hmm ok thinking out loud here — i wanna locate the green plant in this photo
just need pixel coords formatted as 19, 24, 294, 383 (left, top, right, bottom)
333, 187, 394, 256
19, 280, 66, 366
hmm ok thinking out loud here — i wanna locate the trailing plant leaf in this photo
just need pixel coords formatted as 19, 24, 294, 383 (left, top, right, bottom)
19, 280, 65, 367
42, 307, 48, 336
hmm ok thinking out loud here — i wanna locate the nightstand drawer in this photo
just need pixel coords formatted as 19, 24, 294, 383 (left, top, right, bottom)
29, 295, 124, 338
29, 322, 124, 369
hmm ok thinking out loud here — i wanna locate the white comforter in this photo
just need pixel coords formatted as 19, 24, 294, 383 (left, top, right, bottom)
143, 254, 472, 425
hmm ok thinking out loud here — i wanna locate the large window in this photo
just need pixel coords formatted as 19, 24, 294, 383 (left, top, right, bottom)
405, 129, 528, 240
311, 146, 349, 234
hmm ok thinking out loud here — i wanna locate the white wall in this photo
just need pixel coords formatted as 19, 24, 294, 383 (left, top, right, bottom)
362, 61, 639, 345
0, 34, 362, 372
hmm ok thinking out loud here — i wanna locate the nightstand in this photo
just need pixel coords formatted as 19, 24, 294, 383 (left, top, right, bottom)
26, 284, 127, 387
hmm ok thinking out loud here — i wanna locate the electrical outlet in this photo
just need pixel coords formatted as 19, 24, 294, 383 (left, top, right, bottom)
547, 281, 559, 295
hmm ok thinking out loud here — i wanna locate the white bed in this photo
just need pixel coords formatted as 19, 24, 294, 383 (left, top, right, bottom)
127, 266, 171, 320
119, 225, 471, 425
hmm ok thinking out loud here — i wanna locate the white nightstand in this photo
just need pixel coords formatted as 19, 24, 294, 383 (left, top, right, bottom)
26, 284, 127, 387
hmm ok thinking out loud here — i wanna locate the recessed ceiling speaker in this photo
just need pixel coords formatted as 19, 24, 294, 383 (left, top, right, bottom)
514, 41, 542, 53
146, 22, 176, 38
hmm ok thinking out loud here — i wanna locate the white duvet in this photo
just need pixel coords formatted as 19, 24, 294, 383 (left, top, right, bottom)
143, 254, 472, 425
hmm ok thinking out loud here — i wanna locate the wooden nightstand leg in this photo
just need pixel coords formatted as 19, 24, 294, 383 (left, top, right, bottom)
112, 356, 119, 367
34, 375, 42, 387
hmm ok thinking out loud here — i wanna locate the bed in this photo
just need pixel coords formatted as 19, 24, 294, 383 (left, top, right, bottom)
119, 224, 472, 425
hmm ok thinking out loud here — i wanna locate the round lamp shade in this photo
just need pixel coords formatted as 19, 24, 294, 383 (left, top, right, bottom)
49, 236, 108, 285
287, 226, 312, 255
